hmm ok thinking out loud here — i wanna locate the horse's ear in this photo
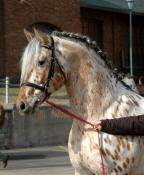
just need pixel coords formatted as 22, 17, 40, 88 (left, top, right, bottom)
33, 28, 50, 45
24, 29, 34, 42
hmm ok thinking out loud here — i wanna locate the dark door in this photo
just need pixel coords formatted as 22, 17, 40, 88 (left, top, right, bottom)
82, 18, 103, 49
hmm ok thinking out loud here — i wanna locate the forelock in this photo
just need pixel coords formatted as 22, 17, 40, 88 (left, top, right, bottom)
20, 37, 41, 83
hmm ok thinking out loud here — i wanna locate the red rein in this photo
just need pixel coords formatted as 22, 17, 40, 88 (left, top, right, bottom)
45, 99, 106, 175
45, 99, 94, 127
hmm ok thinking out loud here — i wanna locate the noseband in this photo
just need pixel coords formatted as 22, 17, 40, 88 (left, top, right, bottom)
21, 36, 66, 99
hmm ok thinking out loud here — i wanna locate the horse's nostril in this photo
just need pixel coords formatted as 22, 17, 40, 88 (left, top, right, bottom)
20, 101, 26, 111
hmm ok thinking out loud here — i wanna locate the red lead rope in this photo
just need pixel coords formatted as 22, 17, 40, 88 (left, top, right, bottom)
45, 99, 106, 175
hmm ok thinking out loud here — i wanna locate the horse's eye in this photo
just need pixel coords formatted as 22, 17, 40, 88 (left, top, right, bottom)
38, 60, 45, 66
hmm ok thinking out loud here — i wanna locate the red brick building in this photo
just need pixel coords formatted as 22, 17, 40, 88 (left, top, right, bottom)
0, 0, 144, 82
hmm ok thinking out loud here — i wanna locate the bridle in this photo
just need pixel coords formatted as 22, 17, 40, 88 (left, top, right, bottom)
21, 36, 66, 100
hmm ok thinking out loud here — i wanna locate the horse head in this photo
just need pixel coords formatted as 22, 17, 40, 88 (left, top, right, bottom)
17, 29, 66, 114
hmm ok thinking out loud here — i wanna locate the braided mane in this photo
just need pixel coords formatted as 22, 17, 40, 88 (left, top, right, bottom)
52, 31, 108, 65
52, 31, 134, 91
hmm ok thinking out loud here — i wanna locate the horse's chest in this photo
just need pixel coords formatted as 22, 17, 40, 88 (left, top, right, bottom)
68, 128, 106, 172
69, 128, 144, 174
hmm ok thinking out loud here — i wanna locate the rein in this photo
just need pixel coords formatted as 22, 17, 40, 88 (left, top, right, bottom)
45, 99, 106, 175
46, 99, 95, 127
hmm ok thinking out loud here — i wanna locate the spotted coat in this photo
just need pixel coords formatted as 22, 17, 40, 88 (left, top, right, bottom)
17, 30, 144, 175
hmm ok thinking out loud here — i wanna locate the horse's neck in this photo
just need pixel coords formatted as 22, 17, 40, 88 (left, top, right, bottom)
55, 37, 122, 121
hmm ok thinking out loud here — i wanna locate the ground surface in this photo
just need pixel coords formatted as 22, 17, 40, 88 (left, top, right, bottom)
0, 146, 74, 175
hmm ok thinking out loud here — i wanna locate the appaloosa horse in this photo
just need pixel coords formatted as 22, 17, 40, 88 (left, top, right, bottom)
16, 29, 144, 175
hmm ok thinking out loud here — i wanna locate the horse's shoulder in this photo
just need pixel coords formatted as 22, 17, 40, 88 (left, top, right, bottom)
104, 93, 144, 119
122, 93, 144, 106
116, 93, 144, 106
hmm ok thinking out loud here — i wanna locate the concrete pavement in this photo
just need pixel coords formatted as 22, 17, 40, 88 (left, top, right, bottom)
0, 146, 74, 175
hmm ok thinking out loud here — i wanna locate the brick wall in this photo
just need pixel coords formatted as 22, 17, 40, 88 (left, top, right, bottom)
1, 1, 144, 82
0, 0, 5, 78
2, 0, 81, 82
